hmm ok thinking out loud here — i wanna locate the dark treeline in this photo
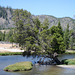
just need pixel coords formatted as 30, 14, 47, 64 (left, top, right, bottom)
0, 6, 7, 20
0, 29, 13, 41
0, 6, 13, 20
0, 6, 14, 30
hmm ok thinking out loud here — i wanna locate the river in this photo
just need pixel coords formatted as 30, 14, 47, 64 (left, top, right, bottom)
0, 54, 75, 75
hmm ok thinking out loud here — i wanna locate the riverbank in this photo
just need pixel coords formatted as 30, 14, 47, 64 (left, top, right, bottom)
0, 52, 22, 56
0, 43, 75, 56
57, 65, 75, 68
57, 58, 75, 69
0, 43, 24, 52
65, 50, 75, 54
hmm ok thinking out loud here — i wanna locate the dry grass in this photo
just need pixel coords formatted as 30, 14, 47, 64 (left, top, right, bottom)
65, 50, 75, 54
0, 43, 24, 53
0, 43, 18, 49
0, 29, 10, 33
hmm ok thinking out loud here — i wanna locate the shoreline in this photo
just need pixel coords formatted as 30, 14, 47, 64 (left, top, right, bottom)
0, 47, 24, 52
57, 65, 75, 68
0, 43, 24, 55
65, 50, 75, 54
0, 52, 23, 56
0, 43, 24, 53
0, 43, 75, 56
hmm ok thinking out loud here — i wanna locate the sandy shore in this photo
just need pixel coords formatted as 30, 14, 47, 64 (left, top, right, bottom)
0, 43, 24, 52
66, 50, 75, 52
57, 65, 75, 68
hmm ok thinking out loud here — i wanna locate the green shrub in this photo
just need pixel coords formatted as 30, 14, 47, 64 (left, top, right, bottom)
65, 52, 75, 54
0, 52, 22, 56
63, 58, 75, 65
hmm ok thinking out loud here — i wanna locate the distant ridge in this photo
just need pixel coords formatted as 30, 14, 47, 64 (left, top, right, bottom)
0, 6, 75, 30
33, 15, 75, 30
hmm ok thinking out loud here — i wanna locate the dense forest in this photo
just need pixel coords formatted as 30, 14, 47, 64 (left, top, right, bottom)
0, 6, 75, 53
0, 6, 14, 29
0, 6, 75, 65
0, 6, 13, 20
9, 9, 75, 53
0, 6, 75, 30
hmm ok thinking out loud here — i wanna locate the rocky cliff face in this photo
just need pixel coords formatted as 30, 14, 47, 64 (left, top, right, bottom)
0, 6, 75, 30
33, 15, 75, 30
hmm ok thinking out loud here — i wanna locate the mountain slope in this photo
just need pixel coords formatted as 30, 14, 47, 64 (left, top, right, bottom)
0, 6, 14, 29
0, 6, 75, 30
33, 15, 75, 30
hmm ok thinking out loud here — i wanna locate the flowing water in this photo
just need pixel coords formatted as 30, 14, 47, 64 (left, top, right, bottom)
0, 54, 75, 75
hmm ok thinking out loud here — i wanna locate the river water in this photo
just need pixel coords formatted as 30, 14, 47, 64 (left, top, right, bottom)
0, 54, 75, 75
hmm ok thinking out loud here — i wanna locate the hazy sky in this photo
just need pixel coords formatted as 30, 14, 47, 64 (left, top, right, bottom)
0, 0, 75, 18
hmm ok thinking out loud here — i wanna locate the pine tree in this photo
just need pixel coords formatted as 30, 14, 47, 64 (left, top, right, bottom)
49, 25, 65, 54
40, 21, 65, 54
57, 21, 63, 36
64, 24, 69, 49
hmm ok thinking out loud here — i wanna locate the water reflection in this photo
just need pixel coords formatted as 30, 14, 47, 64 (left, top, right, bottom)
16, 65, 73, 75
0, 54, 75, 75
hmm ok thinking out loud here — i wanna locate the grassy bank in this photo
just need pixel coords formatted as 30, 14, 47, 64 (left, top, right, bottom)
65, 52, 75, 54
65, 50, 75, 54
62, 58, 75, 65
0, 52, 22, 56
4, 61, 33, 72
0, 50, 75, 56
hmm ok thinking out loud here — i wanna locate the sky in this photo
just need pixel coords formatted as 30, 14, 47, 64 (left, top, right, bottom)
0, 0, 75, 18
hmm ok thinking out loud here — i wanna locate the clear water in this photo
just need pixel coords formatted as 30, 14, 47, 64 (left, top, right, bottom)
0, 54, 75, 75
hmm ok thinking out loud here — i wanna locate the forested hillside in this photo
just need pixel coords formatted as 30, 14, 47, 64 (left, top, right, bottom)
0, 6, 75, 30
0, 6, 14, 29
0, 7, 75, 55
34, 15, 75, 30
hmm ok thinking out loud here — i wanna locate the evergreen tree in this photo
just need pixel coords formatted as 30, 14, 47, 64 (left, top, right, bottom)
12, 9, 65, 55
69, 24, 75, 49
43, 18, 49, 30
40, 21, 65, 54
5, 29, 13, 41
57, 22, 63, 36
12, 9, 32, 46
12, 9, 40, 52
49, 26, 65, 54
64, 24, 70, 49
0, 31, 4, 41
9, 35, 14, 47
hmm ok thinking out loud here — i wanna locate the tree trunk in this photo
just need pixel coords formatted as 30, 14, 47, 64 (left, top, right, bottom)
52, 57, 61, 65
52, 52, 61, 65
